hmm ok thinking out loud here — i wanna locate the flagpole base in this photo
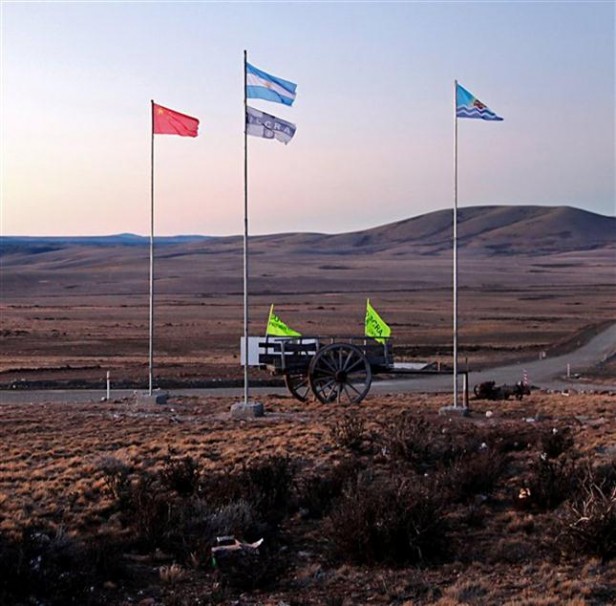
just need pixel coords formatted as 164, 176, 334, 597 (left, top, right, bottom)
230, 401, 264, 419
135, 390, 169, 405
439, 405, 470, 417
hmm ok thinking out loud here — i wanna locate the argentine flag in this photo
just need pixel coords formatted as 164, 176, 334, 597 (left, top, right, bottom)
246, 62, 297, 106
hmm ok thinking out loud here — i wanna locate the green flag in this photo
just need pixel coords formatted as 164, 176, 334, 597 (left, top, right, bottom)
266, 304, 301, 337
365, 299, 391, 344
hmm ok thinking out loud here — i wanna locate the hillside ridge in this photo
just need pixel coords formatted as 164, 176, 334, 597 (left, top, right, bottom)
1, 205, 614, 259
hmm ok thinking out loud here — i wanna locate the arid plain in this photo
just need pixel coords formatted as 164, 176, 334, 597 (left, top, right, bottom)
0, 205, 615, 605
1, 205, 615, 388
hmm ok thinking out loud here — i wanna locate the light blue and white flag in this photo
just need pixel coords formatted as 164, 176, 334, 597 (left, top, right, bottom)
246, 62, 297, 106
246, 106, 296, 144
456, 83, 503, 121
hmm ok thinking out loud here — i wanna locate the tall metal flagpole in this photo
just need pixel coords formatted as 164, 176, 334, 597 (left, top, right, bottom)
453, 80, 459, 407
243, 50, 250, 405
149, 100, 155, 396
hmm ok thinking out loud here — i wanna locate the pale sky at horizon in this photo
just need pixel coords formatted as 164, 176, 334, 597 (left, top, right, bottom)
1, 1, 614, 237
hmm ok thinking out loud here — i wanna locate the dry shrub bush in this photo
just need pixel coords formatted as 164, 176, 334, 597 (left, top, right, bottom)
478, 424, 538, 454
162, 497, 264, 565
201, 455, 297, 526
382, 416, 510, 502
522, 454, 579, 512
557, 463, 616, 561
441, 449, 508, 503
96, 454, 293, 569
0, 524, 127, 605
212, 540, 283, 592
98, 455, 133, 506
540, 427, 575, 459
162, 453, 200, 496
382, 413, 472, 471
296, 458, 361, 519
329, 413, 368, 452
326, 472, 448, 565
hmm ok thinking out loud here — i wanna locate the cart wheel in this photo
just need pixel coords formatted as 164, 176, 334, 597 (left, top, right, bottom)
284, 371, 311, 402
308, 343, 372, 404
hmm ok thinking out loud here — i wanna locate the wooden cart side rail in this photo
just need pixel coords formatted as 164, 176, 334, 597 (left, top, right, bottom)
258, 337, 319, 373
258, 335, 394, 373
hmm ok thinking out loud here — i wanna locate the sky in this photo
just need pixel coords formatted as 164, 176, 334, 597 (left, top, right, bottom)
1, 1, 614, 237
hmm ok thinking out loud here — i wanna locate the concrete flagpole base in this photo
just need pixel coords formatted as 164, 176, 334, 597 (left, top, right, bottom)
135, 390, 169, 405
438, 405, 470, 417
230, 401, 264, 419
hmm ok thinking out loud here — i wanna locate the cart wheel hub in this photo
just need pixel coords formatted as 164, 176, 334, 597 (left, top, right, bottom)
335, 371, 347, 382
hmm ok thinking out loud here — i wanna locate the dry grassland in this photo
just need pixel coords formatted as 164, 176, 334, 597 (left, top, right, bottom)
0, 391, 615, 604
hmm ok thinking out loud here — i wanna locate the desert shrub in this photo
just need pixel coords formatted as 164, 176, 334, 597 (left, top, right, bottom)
382, 414, 436, 468
521, 454, 579, 511
162, 497, 263, 562
245, 455, 296, 521
162, 453, 200, 496
208, 499, 260, 539
329, 413, 367, 452
327, 472, 448, 565
382, 413, 478, 472
128, 472, 172, 547
213, 539, 283, 591
593, 459, 616, 489
441, 449, 508, 503
557, 465, 616, 561
296, 458, 361, 518
98, 455, 133, 507
540, 427, 574, 459
202, 455, 296, 525
0, 524, 127, 605
383, 413, 453, 471
478, 424, 538, 454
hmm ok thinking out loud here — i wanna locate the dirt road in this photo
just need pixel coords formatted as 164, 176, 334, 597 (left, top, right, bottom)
376, 321, 616, 394
1, 323, 614, 404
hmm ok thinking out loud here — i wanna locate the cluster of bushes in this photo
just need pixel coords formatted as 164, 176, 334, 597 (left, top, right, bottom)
1, 413, 615, 604
0, 523, 127, 605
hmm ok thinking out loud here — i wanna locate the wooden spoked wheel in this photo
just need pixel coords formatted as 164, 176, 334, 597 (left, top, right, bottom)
308, 343, 372, 404
284, 370, 311, 402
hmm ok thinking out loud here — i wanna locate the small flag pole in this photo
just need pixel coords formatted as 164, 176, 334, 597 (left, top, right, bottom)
243, 50, 250, 405
149, 99, 155, 396
453, 80, 459, 408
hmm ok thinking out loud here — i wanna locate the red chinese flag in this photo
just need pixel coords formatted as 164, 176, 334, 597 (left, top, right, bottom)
152, 103, 199, 137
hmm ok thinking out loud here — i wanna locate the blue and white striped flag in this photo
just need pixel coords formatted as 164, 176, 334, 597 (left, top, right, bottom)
246, 106, 296, 144
246, 62, 297, 106
456, 83, 503, 121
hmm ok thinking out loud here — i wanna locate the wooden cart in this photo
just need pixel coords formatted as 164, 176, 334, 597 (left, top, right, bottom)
258, 336, 394, 404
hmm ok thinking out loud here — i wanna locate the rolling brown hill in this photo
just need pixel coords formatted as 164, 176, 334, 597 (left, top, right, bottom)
240, 205, 615, 256
1, 205, 614, 299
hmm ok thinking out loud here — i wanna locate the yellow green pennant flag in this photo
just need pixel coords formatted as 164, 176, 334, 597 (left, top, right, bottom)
266, 304, 301, 337
365, 299, 391, 344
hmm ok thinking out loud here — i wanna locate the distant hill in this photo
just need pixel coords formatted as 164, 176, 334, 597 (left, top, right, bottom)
0, 234, 210, 256
244, 205, 615, 256
1, 205, 613, 299
1, 206, 613, 260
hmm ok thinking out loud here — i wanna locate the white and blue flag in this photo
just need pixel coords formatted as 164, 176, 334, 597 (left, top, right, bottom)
456, 83, 503, 121
246, 62, 297, 106
246, 106, 296, 145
